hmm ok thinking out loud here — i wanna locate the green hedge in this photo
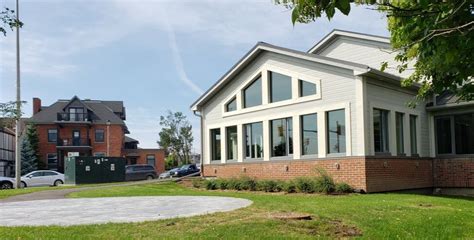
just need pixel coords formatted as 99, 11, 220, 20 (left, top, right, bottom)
199, 171, 353, 194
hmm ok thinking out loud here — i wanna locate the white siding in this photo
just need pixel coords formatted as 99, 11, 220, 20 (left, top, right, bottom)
201, 52, 361, 163
316, 36, 414, 78
365, 79, 430, 157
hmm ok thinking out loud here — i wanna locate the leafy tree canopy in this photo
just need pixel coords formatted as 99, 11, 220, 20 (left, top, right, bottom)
1, 7, 22, 36
158, 111, 193, 166
276, 0, 474, 103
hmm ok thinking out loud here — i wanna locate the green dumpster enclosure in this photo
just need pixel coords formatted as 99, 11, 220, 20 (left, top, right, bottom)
65, 156, 126, 184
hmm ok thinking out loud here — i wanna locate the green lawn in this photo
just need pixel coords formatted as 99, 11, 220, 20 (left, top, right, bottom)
1, 182, 473, 239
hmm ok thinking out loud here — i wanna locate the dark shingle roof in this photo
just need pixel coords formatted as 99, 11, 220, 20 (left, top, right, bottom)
29, 97, 126, 125
124, 136, 139, 143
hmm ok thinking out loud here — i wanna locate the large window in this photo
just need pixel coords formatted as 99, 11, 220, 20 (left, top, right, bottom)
299, 80, 316, 97
210, 128, 221, 161
243, 76, 262, 108
226, 126, 238, 160
396, 112, 405, 155
226, 97, 237, 112
301, 113, 318, 155
47, 129, 58, 143
245, 122, 263, 159
47, 153, 58, 170
270, 71, 292, 103
373, 109, 389, 153
95, 129, 104, 142
147, 155, 156, 166
410, 115, 418, 155
436, 117, 452, 154
327, 109, 346, 154
271, 117, 293, 157
454, 113, 474, 154
69, 107, 84, 121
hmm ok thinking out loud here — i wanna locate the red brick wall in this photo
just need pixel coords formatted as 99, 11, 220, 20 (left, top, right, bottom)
364, 157, 433, 192
434, 158, 474, 188
36, 124, 125, 166
123, 149, 166, 174
203, 157, 367, 191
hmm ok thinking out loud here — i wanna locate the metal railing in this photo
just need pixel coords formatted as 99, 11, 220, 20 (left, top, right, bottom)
57, 112, 90, 122
57, 138, 91, 147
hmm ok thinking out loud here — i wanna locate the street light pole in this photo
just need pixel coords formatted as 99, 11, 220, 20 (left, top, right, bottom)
14, 0, 22, 189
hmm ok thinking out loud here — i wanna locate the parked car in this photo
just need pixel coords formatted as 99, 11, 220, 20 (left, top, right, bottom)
0, 176, 14, 189
0, 170, 64, 189
158, 168, 179, 179
125, 165, 157, 181
171, 164, 200, 177
21, 170, 64, 188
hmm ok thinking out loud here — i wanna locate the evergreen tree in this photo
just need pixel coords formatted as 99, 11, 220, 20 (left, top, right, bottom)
20, 136, 37, 175
25, 124, 43, 169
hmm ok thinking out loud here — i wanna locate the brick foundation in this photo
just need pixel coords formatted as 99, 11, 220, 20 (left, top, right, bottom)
203, 156, 473, 193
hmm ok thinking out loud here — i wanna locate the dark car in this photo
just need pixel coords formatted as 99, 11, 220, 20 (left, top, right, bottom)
125, 165, 157, 181
171, 164, 200, 177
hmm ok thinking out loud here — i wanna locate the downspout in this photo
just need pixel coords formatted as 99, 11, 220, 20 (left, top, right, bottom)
193, 110, 204, 177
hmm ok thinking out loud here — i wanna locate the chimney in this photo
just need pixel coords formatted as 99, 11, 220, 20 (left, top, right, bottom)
33, 97, 42, 115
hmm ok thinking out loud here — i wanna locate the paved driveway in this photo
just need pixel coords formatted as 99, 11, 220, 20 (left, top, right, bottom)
0, 196, 253, 226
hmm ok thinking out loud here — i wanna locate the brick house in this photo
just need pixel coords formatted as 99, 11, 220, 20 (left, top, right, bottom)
190, 30, 474, 193
28, 96, 165, 173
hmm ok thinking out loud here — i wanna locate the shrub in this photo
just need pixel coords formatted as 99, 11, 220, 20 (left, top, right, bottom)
258, 180, 278, 192
226, 178, 242, 190
215, 179, 229, 190
295, 177, 317, 193
283, 180, 297, 193
274, 180, 286, 192
204, 179, 218, 190
314, 169, 336, 194
335, 182, 353, 193
192, 179, 203, 188
239, 176, 258, 191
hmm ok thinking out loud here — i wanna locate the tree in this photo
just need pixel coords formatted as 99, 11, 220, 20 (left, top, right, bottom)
158, 111, 194, 166
20, 136, 37, 175
1, 7, 22, 36
276, 0, 473, 103
25, 124, 44, 169
0, 101, 25, 128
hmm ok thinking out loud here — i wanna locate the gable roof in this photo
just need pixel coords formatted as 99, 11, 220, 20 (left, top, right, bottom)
29, 97, 126, 125
307, 29, 390, 54
190, 42, 374, 111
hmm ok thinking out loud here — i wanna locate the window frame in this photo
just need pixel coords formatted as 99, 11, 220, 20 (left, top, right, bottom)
244, 122, 264, 160
300, 113, 318, 156
225, 97, 237, 112
299, 79, 317, 97
395, 112, 405, 155
226, 126, 238, 161
435, 112, 474, 156
409, 114, 418, 156
146, 154, 156, 167
242, 75, 262, 109
373, 108, 390, 154
47, 129, 58, 143
47, 153, 58, 171
326, 109, 346, 155
269, 71, 292, 103
95, 129, 105, 143
209, 128, 222, 162
270, 117, 293, 159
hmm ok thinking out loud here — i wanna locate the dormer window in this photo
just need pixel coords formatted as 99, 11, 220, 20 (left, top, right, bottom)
225, 97, 237, 112
69, 107, 85, 121
269, 71, 292, 103
299, 79, 317, 97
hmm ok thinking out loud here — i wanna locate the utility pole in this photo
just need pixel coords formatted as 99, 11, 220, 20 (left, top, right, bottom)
14, 0, 22, 189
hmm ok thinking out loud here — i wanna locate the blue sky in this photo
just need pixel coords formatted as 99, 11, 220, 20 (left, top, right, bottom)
0, 0, 387, 150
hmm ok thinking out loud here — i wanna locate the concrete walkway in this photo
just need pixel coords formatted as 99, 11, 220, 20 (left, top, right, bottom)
0, 196, 253, 226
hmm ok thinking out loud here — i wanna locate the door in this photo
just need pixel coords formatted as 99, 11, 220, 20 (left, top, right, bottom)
26, 171, 47, 186
72, 130, 81, 146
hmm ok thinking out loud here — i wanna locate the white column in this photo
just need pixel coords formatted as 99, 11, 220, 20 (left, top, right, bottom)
261, 69, 269, 105
318, 112, 327, 158
345, 104, 352, 156
292, 114, 301, 159
291, 76, 299, 100
237, 124, 244, 162
220, 126, 226, 164
263, 120, 271, 161
354, 76, 367, 156
403, 113, 411, 156
236, 90, 243, 110
389, 111, 397, 156
428, 113, 436, 157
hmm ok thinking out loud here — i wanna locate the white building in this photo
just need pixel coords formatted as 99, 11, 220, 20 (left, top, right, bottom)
191, 30, 474, 192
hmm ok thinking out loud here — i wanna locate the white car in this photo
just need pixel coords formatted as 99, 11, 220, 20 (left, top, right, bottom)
20, 170, 64, 188
0, 170, 64, 189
